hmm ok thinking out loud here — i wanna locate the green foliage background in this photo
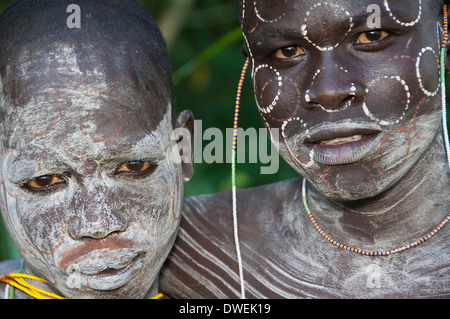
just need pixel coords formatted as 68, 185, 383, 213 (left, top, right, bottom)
0, 0, 449, 262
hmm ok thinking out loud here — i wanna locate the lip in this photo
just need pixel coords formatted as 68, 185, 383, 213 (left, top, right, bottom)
303, 124, 382, 165
60, 238, 145, 292
83, 253, 144, 291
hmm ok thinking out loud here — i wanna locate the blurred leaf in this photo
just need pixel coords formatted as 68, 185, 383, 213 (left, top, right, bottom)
0, 217, 20, 261
173, 27, 242, 86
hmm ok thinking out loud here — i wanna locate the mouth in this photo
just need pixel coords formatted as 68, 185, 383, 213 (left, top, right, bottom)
303, 125, 382, 165
85, 254, 144, 291
69, 250, 145, 291
318, 134, 364, 145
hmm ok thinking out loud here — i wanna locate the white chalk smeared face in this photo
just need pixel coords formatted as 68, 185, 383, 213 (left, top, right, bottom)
240, 0, 442, 201
0, 43, 183, 298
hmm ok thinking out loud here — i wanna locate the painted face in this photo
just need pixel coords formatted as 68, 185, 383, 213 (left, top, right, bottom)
240, 0, 442, 200
0, 42, 185, 298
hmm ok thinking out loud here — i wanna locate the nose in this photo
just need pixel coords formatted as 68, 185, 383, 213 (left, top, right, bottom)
69, 187, 128, 240
304, 65, 361, 112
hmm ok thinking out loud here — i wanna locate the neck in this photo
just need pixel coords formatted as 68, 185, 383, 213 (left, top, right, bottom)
307, 133, 450, 250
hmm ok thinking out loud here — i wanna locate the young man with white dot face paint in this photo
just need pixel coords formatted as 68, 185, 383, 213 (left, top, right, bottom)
160, 0, 450, 298
0, 0, 194, 299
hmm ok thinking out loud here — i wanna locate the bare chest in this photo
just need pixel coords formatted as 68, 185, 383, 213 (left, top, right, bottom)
241, 231, 449, 298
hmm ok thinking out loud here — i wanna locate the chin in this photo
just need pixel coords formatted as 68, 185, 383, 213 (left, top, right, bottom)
61, 280, 153, 299
281, 155, 394, 203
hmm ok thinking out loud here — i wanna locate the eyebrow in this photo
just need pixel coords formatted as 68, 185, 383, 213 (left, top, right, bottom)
252, 9, 393, 45
351, 9, 391, 28
252, 28, 303, 46
6, 136, 167, 183
6, 156, 71, 184
352, 12, 376, 27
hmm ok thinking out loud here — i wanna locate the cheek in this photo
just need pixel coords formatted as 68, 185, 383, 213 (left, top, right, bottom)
0, 194, 68, 278
415, 47, 440, 98
253, 66, 306, 144
375, 127, 412, 177
363, 75, 412, 126
21, 207, 65, 255
253, 64, 283, 115
135, 168, 182, 241
279, 119, 313, 169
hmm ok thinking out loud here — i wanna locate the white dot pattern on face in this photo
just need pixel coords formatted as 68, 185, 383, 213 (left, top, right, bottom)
415, 47, 440, 97
254, 64, 282, 114
301, 2, 354, 52
281, 117, 314, 168
305, 69, 322, 104
362, 75, 411, 126
240, 0, 423, 169
384, 0, 422, 27
253, 0, 285, 23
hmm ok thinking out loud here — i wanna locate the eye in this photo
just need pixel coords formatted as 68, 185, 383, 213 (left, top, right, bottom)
273, 46, 304, 60
356, 30, 389, 44
114, 160, 156, 178
23, 175, 66, 192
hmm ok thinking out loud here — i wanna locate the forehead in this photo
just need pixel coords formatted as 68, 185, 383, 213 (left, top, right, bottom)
241, 0, 432, 32
1, 42, 172, 155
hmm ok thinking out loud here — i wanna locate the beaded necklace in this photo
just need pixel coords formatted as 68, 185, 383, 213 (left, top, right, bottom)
302, 179, 450, 256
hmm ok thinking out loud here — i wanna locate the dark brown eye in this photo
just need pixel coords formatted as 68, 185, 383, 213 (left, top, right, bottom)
23, 175, 66, 191
115, 161, 155, 177
356, 30, 389, 44
273, 46, 304, 59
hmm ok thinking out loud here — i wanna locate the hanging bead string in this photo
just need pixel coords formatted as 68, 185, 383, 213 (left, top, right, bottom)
441, 5, 450, 167
302, 179, 450, 256
231, 57, 249, 299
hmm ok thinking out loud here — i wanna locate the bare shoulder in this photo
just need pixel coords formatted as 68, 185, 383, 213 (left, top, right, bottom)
183, 177, 302, 228
160, 177, 303, 298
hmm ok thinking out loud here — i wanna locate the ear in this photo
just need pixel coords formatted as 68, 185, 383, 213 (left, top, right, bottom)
174, 109, 195, 182
240, 43, 253, 76
240, 43, 248, 58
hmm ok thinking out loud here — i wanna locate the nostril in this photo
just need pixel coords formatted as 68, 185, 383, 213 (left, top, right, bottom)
342, 95, 355, 107
69, 209, 128, 240
304, 88, 357, 111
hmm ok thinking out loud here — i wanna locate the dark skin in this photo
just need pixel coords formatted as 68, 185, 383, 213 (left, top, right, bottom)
160, 0, 449, 298
0, 0, 194, 299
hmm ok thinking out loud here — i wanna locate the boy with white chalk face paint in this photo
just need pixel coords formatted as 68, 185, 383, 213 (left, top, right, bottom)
160, 0, 450, 298
0, 0, 194, 299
